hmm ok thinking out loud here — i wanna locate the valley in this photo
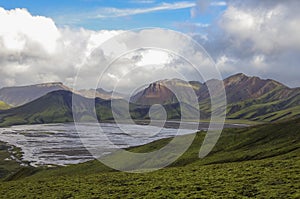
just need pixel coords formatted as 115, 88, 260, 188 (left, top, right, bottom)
1, 1, 299, 198
0, 73, 299, 198
0, 118, 298, 198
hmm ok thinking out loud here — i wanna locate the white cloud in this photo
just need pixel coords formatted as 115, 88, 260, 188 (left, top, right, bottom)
135, 49, 172, 66
93, 1, 195, 18
210, 1, 227, 6
0, 7, 125, 89
203, 0, 300, 87
1, 1, 300, 91
92, 1, 226, 19
0, 7, 215, 91
85, 30, 124, 57
219, 1, 300, 53
0, 7, 60, 53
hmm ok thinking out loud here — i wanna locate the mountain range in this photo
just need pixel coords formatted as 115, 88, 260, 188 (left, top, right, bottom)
0, 73, 299, 126
0, 82, 125, 107
131, 73, 300, 122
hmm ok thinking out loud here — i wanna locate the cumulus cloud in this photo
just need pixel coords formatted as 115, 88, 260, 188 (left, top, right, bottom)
199, 0, 300, 87
78, 29, 216, 93
0, 7, 214, 92
0, 7, 126, 88
219, 1, 300, 53
0, 7, 60, 53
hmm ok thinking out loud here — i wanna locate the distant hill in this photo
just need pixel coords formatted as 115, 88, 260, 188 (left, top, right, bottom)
0, 90, 78, 126
79, 88, 125, 100
0, 90, 203, 127
0, 82, 127, 108
0, 82, 71, 106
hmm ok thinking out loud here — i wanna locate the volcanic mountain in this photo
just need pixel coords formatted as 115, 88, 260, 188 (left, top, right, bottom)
131, 73, 300, 122
130, 79, 201, 105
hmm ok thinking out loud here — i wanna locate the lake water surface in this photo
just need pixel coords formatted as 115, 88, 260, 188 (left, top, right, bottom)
0, 123, 195, 166
0, 122, 247, 167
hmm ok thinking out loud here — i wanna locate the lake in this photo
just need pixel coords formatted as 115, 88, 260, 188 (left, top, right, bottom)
0, 122, 246, 167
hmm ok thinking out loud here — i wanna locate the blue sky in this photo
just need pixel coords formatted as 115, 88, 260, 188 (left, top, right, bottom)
0, 0, 227, 30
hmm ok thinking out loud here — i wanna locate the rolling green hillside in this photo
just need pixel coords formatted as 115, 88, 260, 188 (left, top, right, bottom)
226, 90, 300, 121
0, 118, 299, 198
0, 91, 76, 127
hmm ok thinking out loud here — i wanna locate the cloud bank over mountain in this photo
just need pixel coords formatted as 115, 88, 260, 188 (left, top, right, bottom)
203, 0, 300, 87
0, 0, 299, 90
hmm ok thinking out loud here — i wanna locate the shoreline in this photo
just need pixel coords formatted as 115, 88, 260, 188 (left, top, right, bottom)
0, 120, 251, 168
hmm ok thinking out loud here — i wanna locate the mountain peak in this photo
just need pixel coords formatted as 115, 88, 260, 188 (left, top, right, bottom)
222, 73, 289, 103
224, 73, 249, 85
224, 73, 286, 88
131, 78, 203, 105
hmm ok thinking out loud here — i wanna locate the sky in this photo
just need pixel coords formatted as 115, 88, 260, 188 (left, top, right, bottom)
0, 0, 300, 90
0, 0, 226, 30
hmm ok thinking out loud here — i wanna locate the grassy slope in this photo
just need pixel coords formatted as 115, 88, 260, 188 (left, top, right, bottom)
226, 88, 300, 122
0, 92, 206, 127
0, 91, 75, 127
0, 101, 10, 110
0, 142, 23, 179
0, 118, 299, 198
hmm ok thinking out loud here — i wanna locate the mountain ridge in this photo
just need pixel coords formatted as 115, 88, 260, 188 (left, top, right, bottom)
0, 82, 72, 106
0, 73, 300, 125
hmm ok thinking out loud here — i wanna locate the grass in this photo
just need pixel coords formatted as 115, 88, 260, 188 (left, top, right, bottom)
0, 101, 10, 110
255, 106, 300, 122
1, 154, 299, 198
0, 118, 299, 198
0, 141, 23, 179
226, 97, 300, 122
